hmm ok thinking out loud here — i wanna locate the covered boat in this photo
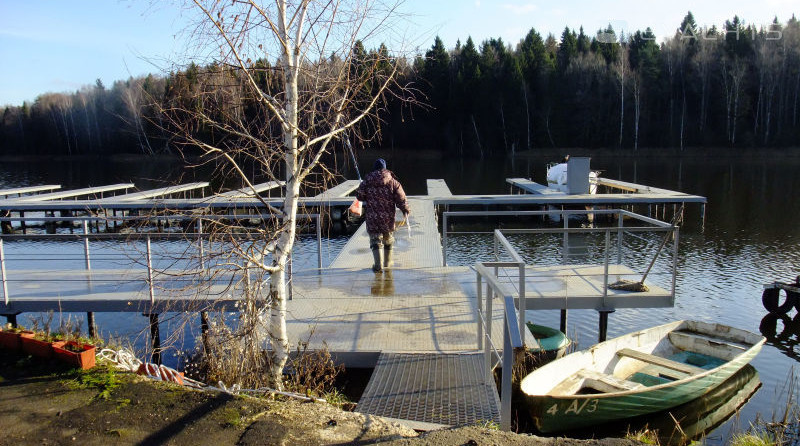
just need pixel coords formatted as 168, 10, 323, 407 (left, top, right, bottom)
519, 320, 765, 433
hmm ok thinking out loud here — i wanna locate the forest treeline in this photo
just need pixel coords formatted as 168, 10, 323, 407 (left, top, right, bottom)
2, 12, 799, 157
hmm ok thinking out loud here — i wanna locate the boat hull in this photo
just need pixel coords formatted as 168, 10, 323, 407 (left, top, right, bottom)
520, 320, 765, 433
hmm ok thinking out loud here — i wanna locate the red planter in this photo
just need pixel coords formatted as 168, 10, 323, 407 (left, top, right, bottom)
53, 342, 96, 370
0, 329, 22, 351
19, 333, 56, 359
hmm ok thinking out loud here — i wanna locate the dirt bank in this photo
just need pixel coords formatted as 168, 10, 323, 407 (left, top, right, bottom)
0, 353, 644, 446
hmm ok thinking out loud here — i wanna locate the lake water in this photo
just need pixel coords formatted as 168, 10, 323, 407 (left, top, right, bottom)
2, 151, 799, 442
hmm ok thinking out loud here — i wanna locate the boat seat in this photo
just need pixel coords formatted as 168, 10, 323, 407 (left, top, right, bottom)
548, 369, 643, 395
577, 369, 645, 393
617, 348, 707, 375
668, 331, 748, 352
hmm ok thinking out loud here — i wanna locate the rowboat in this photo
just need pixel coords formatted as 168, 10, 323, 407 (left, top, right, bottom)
519, 320, 765, 433
527, 323, 571, 364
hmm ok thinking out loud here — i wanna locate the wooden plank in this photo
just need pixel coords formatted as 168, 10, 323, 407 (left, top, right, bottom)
506, 178, 564, 195
14, 184, 135, 202
0, 185, 61, 198
313, 180, 361, 200
426, 179, 452, 197
216, 181, 284, 198
92, 182, 210, 202
617, 348, 706, 375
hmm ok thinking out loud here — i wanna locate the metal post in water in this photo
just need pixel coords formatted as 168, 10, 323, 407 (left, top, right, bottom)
598, 310, 614, 342
20, 211, 26, 234
0, 238, 8, 306
87, 312, 96, 338
560, 309, 568, 334
147, 313, 162, 364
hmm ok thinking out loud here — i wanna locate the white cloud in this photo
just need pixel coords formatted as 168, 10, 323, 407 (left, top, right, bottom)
502, 3, 537, 15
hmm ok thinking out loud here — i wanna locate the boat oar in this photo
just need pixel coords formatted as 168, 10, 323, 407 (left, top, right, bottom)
608, 205, 684, 293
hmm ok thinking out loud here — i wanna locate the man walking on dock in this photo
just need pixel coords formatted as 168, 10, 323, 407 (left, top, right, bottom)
356, 158, 410, 272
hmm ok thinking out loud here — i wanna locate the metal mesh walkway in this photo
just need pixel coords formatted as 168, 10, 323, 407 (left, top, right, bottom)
356, 352, 500, 429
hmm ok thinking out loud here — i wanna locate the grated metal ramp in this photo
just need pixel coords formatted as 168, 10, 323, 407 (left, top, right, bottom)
356, 352, 500, 430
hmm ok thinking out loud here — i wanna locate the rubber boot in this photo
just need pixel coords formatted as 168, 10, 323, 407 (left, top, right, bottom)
371, 248, 382, 272
383, 245, 393, 268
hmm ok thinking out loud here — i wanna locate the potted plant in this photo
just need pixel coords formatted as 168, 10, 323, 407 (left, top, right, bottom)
0, 326, 25, 352
19, 331, 57, 359
53, 341, 96, 370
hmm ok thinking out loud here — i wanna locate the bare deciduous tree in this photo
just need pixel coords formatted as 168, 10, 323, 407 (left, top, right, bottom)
161, 0, 411, 388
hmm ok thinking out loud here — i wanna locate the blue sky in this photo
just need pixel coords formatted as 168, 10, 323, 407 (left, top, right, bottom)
1, 1, 797, 107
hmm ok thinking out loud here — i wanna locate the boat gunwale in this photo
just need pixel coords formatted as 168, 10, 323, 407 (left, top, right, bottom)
521, 320, 766, 400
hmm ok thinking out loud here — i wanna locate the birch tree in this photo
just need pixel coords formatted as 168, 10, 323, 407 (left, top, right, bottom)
162, 0, 410, 388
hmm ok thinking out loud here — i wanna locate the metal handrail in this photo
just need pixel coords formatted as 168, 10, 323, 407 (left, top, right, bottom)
475, 262, 523, 431
0, 214, 324, 306
442, 208, 679, 300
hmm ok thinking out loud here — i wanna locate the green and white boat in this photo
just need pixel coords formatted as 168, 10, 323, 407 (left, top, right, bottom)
519, 320, 765, 433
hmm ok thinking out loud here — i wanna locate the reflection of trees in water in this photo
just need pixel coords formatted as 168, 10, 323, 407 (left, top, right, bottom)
760, 313, 800, 361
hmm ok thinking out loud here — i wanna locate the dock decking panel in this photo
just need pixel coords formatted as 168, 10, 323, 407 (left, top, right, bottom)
329, 198, 443, 269
12, 184, 136, 202
92, 182, 210, 202
312, 180, 361, 200
426, 179, 452, 197
216, 181, 284, 198
595, 178, 688, 196
357, 352, 500, 429
0, 185, 61, 198
506, 178, 565, 195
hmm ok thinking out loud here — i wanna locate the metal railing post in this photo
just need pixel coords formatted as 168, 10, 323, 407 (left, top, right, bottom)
146, 235, 155, 305
501, 321, 513, 431
518, 262, 526, 343
442, 213, 448, 266
197, 219, 205, 270
485, 284, 493, 383
603, 230, 610, 300
476, 270, 483, 349
82, 219, 97, 337
617, 211, 623, 264
316, 215, 322, 269
0, 238, 8, 305
671, 227, 680, 304
82, 220, 91, 270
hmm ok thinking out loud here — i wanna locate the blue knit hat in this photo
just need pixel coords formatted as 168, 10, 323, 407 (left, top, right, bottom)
374, 158, 387, 170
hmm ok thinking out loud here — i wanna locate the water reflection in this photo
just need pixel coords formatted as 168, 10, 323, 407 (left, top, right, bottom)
760, 313, 800, 361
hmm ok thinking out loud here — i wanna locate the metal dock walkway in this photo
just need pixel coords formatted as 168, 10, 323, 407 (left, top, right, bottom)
356, 352, 500, 430
330, 197, 443, 269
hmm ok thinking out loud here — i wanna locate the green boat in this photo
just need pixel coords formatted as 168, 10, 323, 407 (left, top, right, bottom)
519, 320, 765, 433
527, 323, 571, 363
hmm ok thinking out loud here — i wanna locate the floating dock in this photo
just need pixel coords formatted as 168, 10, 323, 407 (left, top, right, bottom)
0, 174, 703, 430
